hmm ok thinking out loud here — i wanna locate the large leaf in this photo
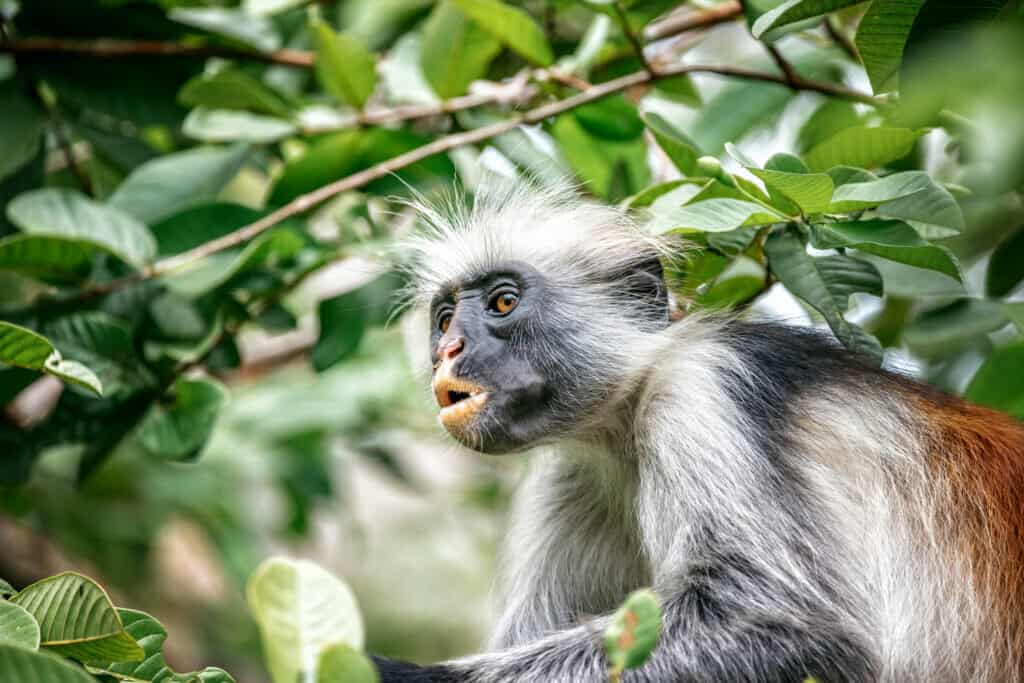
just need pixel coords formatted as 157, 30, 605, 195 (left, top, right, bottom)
0, 600, 40, 650
0, 643, 97, 683
318, 643, 379, 683
854, 0, 923, 93
8, 188, 156, 266
87, 609, 236, 683
137, 377, 228, 461
313, 271, 402, 372
643, 113, 701, 175
179, 68, 294, 118
420, 0, 502, 99
796, 100, 861, 154
875, 179, 964, 238
752, 0, 866, 38
810, 220, 960, 279
574, 96, 644, 141
803, 127, 919, 172
549, 114, 649, 201
44, 312, 147, 400
0, 322, 102, 396
310, 16, 378, 108
11, 573, 143, 664
987, 227, 1024, 297
765, 226, 883, 357
450, 0, 554, 65
904, 299, 1009, 360
690, 80, 792, 154
169, 7, 280, 52
827, 170, 932, 212
966, 342, 1024, 418
0, 83, 46, 183
151, 203, 264, 257
108, 144, 251, 225
183, 109, 298, 144
247, 557, 365, 683
749, 168, 834, 214
0, 234, 105, 284
648, 199, 782, 234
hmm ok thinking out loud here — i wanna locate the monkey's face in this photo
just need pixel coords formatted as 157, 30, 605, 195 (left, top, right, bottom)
428, 262, 571, 454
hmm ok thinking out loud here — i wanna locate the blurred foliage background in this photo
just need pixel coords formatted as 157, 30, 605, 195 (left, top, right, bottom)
0, 0, 1022, 679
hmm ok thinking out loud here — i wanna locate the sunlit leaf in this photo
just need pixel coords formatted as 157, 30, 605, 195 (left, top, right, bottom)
0, 322, 103, 396
11, 573, 143, 664
803, 127, 919, 172
810, 219, 960, 279
648, 198, 782, 234
603, 589, 662, 674
749, 168, 834, 214
420, 0, 502, 98
450, 0, 554, 65
179, 68, 294, 118
169, 7, 281, 52
643, 112, 702, 175
318, 643, 379, 683
310, 16, 378, 108
827, 170, 932, 212
184, 108, 298, 144
966, 341, 1024, 418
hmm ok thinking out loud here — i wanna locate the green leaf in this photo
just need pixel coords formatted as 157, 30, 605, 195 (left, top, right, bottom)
648, 198, 782, 234
169, 7, 281, 52
904, 299, 1009, 360
179, 68, 294, 118
987, 227, 1024, 297
137, 377, 228, 461
652, 75, 702, 107
0, 234, 102, 284
11, 573, 144, 664
44, 312, 144, 400
450, 0, 554, 65
310, 16, 378, 108
875, 176, 964, 238
184, 108, 298, 144
796, 100, 861, 154
247, 557, 365, 683
151, 203, 264, 257
803, 127, 919, 172
313, 271, 402, 372
0, 644, 98, 683
827, 170, 932, 212
643, 113, 701, 175
749, 168, 834, 214
269, 131, 367, 206
0, 83, 46, 183
826, 166, 878, 186
420, 0, 502, 99
765, 225, 883, 357
0, 600, 40, 650
0, 322, 103, 396
966, 342, 1024, 418
810, 220, 961, 279
109, 144, 251, 225
690, 80, 792, 154
162, 228, 305, 297
574, 95, 644, 141
752, 0, 866, 38
550, 114, 648, 201
0, 579, 14, 598
7, 188, 156, 266
87, 609, 236, 683
603, 589, 662, 673
854, 0, 923, 93
318, 643, 380, 683
697, 256, 767, 309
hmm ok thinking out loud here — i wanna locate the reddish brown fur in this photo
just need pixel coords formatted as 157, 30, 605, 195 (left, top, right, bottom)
911, 384, 1024, 674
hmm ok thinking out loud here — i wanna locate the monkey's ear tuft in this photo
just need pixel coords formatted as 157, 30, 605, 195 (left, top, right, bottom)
619, 254, 670, 327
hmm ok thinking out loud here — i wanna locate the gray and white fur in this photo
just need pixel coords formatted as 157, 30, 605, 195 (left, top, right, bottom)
373, 178, 1024, 682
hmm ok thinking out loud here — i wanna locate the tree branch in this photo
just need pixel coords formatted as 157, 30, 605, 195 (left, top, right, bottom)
0, 37, 314, 67
763, 42, 801, 89
643, 1, 743, 42
824, 17, 859, 62
142, 63, 879, 281
613, 2, 653, 75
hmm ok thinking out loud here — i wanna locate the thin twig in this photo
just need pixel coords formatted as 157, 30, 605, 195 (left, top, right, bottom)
824, 16, 859, 62
0, 37, 314, 67
47, 109, 93, 196
643, 1, 743, 42
613, 2, 653, 74
763, 42, 801, 89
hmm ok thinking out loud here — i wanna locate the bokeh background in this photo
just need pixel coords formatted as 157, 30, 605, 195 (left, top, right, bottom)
1, 0, 1022, 680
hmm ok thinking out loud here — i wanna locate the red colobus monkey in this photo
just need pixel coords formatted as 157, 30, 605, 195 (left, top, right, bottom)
372, 179, 1024, 682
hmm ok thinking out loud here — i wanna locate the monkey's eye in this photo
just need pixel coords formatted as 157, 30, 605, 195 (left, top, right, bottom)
488, 288, 519, 316
438, 311, 453, 334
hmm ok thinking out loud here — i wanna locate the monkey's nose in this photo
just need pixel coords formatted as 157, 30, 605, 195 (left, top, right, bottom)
440, 337, 465, 361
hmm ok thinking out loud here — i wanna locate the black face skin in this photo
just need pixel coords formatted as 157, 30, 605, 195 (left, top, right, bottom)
429, 256, 669, 454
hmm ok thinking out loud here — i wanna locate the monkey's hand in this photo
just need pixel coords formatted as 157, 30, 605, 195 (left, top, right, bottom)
371, 654, 464, 682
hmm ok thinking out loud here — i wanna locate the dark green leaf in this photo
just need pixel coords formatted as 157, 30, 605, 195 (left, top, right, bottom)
690, 81, 792, 153
827, 170, 932, 212
0, 644, 97, 683
137, 377, 228, 461
905, 299, 1009, 360
796, 100, 861, 154
987, 227, 1024, 297
420, 0, 502, 98
450, 0, 554, 65
0, 234, 104, 284
313, 271, 402, 372
0, 322, 103, 396
965, 342, 1024, 418
109, 144, 251, 225
0, 82, 45, 183
151, 203, 264, 257
752, 0, 866, 38
765, 225, 883, 357
574, 95, 644, 141
0, 598, 40, 650
810, 219, 960, 279
643, 112, 702, 175
550, 114, 649, 201
87, 609, 236, 682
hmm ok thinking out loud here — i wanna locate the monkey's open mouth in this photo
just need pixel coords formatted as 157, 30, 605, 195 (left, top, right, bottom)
433, 376, 489, 427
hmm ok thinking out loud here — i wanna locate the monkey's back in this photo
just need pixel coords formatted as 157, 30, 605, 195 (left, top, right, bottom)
713, 319, 1024, 681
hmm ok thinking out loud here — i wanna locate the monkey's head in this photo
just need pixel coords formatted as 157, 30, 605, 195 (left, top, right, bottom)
403, 179, 671, 454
